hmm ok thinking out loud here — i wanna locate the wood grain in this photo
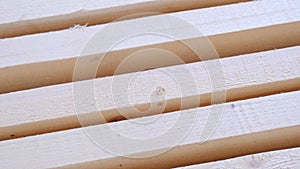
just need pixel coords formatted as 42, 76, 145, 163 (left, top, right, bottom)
1, 46, 299, 140
1, 0, 299, 93
175, 148, 300, 169
0, 0, 251, 38
1, 91, 300, 168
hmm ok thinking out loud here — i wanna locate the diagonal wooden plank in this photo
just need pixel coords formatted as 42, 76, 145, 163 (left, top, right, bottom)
174, 148, 300, 169
0, 0, 251, 38
1, 0, 300, 93
1, 46, 299, 140
0, 91, 300, 169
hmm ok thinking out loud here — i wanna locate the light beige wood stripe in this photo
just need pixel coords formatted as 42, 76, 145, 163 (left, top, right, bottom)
1, 91, 300, 168
1, 0, 299, 93
1, 46, 299, 140
0, 0, 251, 38
174, 147, 300, 169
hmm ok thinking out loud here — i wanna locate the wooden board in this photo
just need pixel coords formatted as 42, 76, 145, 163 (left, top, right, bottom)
1, 1, 299, 168
1, 0, 300, 93
174, 148, 300, 169
0, 91, 300, 169
1, 46, 299, 140
0, 0, 251, 38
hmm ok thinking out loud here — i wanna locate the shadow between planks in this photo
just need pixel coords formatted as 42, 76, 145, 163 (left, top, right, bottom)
0, 0, 251, 38
1, 21, 300, 94
1, 76, 299, 141
1, 90, 300, 168
1, 1, 299, 168
1, 44, 300, 140
56, 125, 300, 169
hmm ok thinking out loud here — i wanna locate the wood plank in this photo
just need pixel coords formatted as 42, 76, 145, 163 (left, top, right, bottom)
174, 148, 300, 169
1, 91, 300, 169
0, 0, 251, 38
1, 46, 299, 140
1, 0, 300, 93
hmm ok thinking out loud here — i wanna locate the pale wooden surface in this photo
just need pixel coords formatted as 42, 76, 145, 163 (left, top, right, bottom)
174, 148, 300, 169
0, 0, 149, 24
0, 1, 299, 168
0, 91, 300, 168
1, 0, 299, 93
0, 0, 250, 38
1, 0, 299, 68
1, 46, 299, 140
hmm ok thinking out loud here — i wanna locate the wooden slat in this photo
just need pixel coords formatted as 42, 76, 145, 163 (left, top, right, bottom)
1, 91, 300, 169
1, 46, 299, 140
1, 1, 299, 168
0, 0, 251, 38
174, 148, 300, 169
1, 0, 300, 93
